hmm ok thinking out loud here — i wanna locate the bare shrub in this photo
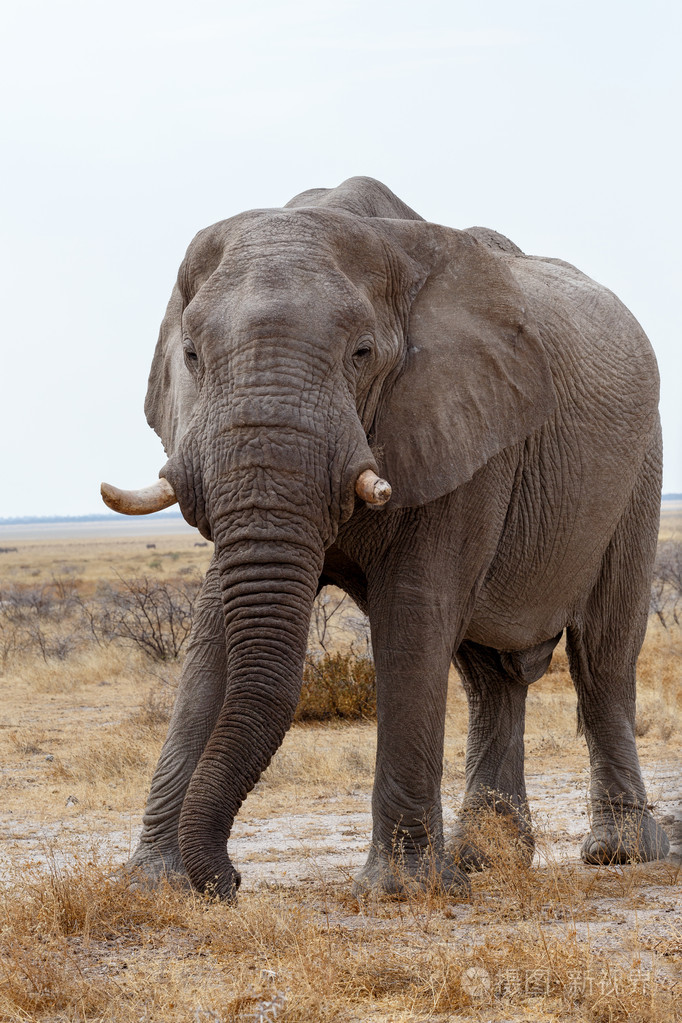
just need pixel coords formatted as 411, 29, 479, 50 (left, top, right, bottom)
296, 650, 376, 721
650, 540, 682, 630
25, 621, 77, 662
0, 584, 55, 620
0, 580, 80, 664
93, 575, 201, 660
0, 615, 23, 669
345, 611, 372, 654
309, 589, 347, 652
47, 573, 80, 611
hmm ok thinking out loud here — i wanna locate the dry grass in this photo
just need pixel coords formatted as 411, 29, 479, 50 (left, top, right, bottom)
26, 645, 134, 694
0, 533, 212, 593
296, 652, 376, 722
258, 721, 376, 794
0, 530, 679, 1021
658, 503, 682, 543
0, 837, 678, 1022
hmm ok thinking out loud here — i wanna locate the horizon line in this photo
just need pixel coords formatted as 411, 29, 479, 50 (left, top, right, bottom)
2, 494, 682, 526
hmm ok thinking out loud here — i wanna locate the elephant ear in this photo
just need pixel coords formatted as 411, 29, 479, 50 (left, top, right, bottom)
144, 283, 198, 456
144, 223, 228, 454
371, 221, 557, 508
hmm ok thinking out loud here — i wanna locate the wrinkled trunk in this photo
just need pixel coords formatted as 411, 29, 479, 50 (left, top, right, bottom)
175, 410, 355, 896
178, 536, 322, 896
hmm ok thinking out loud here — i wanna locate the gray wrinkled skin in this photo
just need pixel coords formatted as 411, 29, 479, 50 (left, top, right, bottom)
126, 177, 669, 901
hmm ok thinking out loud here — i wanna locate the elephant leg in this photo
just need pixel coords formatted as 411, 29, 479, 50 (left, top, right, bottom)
126, 560, 226, 883
566, 457, 670, 865
450, 640, 534, 870
352, 578, 469, 898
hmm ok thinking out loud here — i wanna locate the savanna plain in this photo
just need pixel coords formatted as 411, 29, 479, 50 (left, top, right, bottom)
0, 509, 680, 1022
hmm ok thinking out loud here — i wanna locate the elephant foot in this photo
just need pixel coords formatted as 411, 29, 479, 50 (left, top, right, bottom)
450, 797, 534, 872
581, 805, 671, 865
122, 842, 192, 891
352, 845, 470, 900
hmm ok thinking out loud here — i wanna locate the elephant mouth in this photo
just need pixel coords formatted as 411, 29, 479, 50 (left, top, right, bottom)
100, 467, 392, 516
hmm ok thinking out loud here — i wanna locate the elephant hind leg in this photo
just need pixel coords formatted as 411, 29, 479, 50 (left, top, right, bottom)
566, 448, 670, 865
450, 640, 535, 871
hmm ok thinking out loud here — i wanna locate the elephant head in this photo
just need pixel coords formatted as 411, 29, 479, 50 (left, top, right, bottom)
102, 177, 555, 897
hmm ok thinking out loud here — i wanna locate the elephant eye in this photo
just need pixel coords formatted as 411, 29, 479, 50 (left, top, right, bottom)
184, 344, 199, 369
353, 338, 373, 361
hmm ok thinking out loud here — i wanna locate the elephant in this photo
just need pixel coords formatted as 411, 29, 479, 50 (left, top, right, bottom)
102, 176, 670, 900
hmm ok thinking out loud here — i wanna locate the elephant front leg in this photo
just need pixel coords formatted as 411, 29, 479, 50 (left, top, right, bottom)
126, 561, 226, 885
451, 640, 533, 871
353, 592, 469, 898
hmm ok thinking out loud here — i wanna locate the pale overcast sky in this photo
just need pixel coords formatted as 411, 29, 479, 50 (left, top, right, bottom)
1, 0, 680, 516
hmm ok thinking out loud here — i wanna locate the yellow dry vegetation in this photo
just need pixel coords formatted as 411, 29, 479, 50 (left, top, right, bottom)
659, 502, 682, 542
0, 532, 212, 593
0, 847, 679, 1022
0, 530, 679, 1021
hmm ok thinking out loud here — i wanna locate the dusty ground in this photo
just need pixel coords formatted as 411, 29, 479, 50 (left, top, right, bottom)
0, 530, 680, 1020
1, 700, 680, 888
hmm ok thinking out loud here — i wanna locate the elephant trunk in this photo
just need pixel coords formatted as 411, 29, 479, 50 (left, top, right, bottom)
177, 539, 321, 896
174, 406, 365, 897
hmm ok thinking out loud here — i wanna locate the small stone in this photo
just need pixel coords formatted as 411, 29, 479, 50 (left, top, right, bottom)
44, 754, 54, 762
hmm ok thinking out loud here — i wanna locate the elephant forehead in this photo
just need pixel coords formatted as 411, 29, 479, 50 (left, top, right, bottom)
185, 259, 378, 342
186, 206, 404, 295
221, 205, 386, 252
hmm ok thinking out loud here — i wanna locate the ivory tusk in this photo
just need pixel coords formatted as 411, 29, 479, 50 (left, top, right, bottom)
355, 469, 392, 506
100, 477, 178, 515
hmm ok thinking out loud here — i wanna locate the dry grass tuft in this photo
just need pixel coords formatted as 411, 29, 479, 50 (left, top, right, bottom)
296, 650, 376, 722
464, 806, 679, 920
0, 851, 197, 1020
6, 727, 51, 756
258, 721, 376, 793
